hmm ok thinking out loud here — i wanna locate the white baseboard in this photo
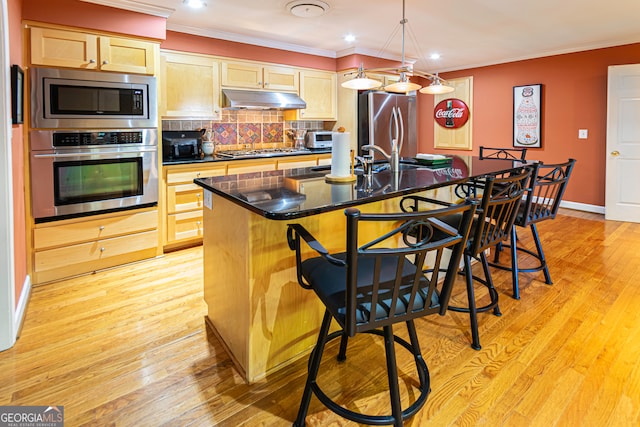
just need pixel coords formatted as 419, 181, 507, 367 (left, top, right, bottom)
560, 200, 605, 215
14, 275, 31, 338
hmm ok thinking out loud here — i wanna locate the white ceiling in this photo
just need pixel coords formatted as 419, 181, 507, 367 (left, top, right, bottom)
85, 0, 640, 72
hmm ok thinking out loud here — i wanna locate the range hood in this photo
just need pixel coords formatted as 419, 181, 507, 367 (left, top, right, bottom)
222, 89, 306, 110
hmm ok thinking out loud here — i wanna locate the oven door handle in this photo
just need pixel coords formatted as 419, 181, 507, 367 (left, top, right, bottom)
32, 149, 157, 158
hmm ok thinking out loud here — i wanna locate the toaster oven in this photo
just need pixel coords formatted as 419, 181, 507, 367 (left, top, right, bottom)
162, 131, 202, 162
305, 131, 336, 149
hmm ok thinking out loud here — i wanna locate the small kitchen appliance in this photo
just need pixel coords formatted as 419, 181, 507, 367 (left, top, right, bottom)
305, 130, 337, 149
162, 130, 203, 162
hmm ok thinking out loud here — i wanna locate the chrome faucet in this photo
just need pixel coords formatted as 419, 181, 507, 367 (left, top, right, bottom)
362, 139, 400, 174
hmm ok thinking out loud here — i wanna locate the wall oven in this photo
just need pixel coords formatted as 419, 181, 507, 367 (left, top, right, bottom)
30, 67, 157, 129
30, 129, 158, 222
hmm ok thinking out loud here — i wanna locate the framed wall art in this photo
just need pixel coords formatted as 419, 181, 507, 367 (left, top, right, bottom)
11, 65, 24, 125
513, 84, 541, 148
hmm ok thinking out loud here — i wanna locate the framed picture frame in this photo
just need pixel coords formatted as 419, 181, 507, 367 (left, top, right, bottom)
11, 65, 24, 125
513, 84, 541, 148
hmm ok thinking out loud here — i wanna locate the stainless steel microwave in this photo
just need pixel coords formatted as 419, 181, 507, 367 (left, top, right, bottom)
30, 67, 157, 129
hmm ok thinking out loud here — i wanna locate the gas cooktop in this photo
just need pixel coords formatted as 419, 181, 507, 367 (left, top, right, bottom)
216, 147, 311, 159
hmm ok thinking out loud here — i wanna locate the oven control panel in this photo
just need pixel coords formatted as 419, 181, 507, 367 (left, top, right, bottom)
53, 131, 144, 146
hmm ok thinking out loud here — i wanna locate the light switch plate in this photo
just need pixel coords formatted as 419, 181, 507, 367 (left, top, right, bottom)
578, 129, 588, 139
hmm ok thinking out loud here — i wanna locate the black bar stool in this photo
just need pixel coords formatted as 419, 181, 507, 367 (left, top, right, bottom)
401, 167, 531, 349
490, 159, 576, 299
287, 200, 477, 426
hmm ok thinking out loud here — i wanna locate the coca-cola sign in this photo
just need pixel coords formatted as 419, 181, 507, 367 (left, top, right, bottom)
434, 98, 470, 129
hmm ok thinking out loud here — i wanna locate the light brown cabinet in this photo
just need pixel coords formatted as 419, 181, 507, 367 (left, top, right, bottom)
221, 61, 298, 91
32, 209, 159, 284
285, 70, 337, 120
160, 51, 220, 118
163, 154, 330, 249
30, 26, 156, 74
164, 164, 226, 249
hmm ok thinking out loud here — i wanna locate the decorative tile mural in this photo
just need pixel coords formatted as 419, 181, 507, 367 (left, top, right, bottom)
162, 112, 325, 149
263, 123, 284, 143
238, 123, 261, 146
212, 123, 237, 146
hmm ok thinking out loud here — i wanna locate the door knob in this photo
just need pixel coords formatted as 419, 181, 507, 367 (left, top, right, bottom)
611, 151, 620, 156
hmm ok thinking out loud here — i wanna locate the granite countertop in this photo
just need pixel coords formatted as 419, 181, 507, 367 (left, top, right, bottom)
162, 148, 332, 166
194, 155, 526, 220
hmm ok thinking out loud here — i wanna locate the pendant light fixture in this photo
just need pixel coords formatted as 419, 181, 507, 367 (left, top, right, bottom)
341, 0, 454, 95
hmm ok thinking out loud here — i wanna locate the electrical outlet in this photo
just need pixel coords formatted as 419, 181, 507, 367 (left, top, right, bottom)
578, 129, 588, 139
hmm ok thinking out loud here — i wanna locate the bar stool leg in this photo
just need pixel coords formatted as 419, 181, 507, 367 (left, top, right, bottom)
337, 332, 348, 362
294, 310, 333, 427
382, 325, 403, 427
462, 255, 482, 350
479, 252, 501, 316
531, 224, 553, 284
510, 225, 521, 300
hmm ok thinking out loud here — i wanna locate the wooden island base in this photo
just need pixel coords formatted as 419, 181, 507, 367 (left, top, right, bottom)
202, 191, 417, 382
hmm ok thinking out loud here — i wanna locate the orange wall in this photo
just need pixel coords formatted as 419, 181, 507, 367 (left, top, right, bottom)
162, 31, 336, 71
9, 0, 25, 306
416, 43, 640, 207
22, 0, 166, 40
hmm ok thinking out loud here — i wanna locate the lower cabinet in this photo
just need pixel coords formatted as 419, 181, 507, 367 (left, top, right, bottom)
32, 209, 159, 284
163, 154, 331, 250
164, 163, 226, 250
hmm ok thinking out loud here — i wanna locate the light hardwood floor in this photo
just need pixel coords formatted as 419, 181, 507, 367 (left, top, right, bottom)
1, 209, 639, 426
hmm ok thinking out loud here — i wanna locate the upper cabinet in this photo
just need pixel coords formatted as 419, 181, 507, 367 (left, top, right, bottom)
29, 26, 157, 75
160, 51, 221, 119
285, 70, 337, 121
221, 61, 298, 92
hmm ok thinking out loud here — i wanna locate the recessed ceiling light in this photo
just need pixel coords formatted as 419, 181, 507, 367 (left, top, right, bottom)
184, 0, 206, 8
344, 34, 356, 43
430, 53, 441, 60
287, 1, 330, 18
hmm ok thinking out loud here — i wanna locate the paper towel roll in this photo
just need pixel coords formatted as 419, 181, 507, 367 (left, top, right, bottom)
330, 132, 351, 177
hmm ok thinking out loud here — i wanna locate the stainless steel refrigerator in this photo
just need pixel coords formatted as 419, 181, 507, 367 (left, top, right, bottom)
358, 91, 417, 160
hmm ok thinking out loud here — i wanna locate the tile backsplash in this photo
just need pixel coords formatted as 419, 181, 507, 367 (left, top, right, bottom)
162, 110, 326, 150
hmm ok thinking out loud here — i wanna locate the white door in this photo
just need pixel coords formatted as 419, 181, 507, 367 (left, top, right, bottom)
605, 65, 640, 222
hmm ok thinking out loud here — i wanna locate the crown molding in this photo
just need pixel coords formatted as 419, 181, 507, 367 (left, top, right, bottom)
80, 0, 175, 18
166, 23, 337, 58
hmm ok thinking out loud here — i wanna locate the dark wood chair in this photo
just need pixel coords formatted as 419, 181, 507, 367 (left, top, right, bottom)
287, 200, 477, 427
401, 167, 531, 349
480, 146, 528, 161
490, 159, 576, 299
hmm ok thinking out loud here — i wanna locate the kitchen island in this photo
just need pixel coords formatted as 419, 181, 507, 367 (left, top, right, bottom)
194, 156, 526, 382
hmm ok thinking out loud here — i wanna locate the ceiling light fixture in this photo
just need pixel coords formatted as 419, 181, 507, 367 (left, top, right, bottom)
184, 0, 206, 9
341, 0, 454, 95
287, 1, 330, 18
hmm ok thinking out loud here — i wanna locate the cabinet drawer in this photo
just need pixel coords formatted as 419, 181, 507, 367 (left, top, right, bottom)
277, 158, 317, 170
166, 211, 204, 244
34, 230, 158, 273
167, 183, 203, 214
34, 210, 158, 250
166, 166, 226, 184
227, 161, 276, 175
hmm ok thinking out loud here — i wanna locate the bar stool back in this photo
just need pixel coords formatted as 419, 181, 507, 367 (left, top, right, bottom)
287, 200, 477, 426
479, 146, 528, 161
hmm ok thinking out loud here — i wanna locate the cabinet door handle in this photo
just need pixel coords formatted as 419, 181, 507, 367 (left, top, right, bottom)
99, 226, 105, 231
611, 150, 620, 156
100, 247, 106, 252
102, 60, 109, 65
257, 82, 262, 86
89, 59, 96, 63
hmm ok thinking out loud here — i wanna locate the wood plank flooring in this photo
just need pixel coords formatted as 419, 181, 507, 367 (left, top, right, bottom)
1, 209, 639, 426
